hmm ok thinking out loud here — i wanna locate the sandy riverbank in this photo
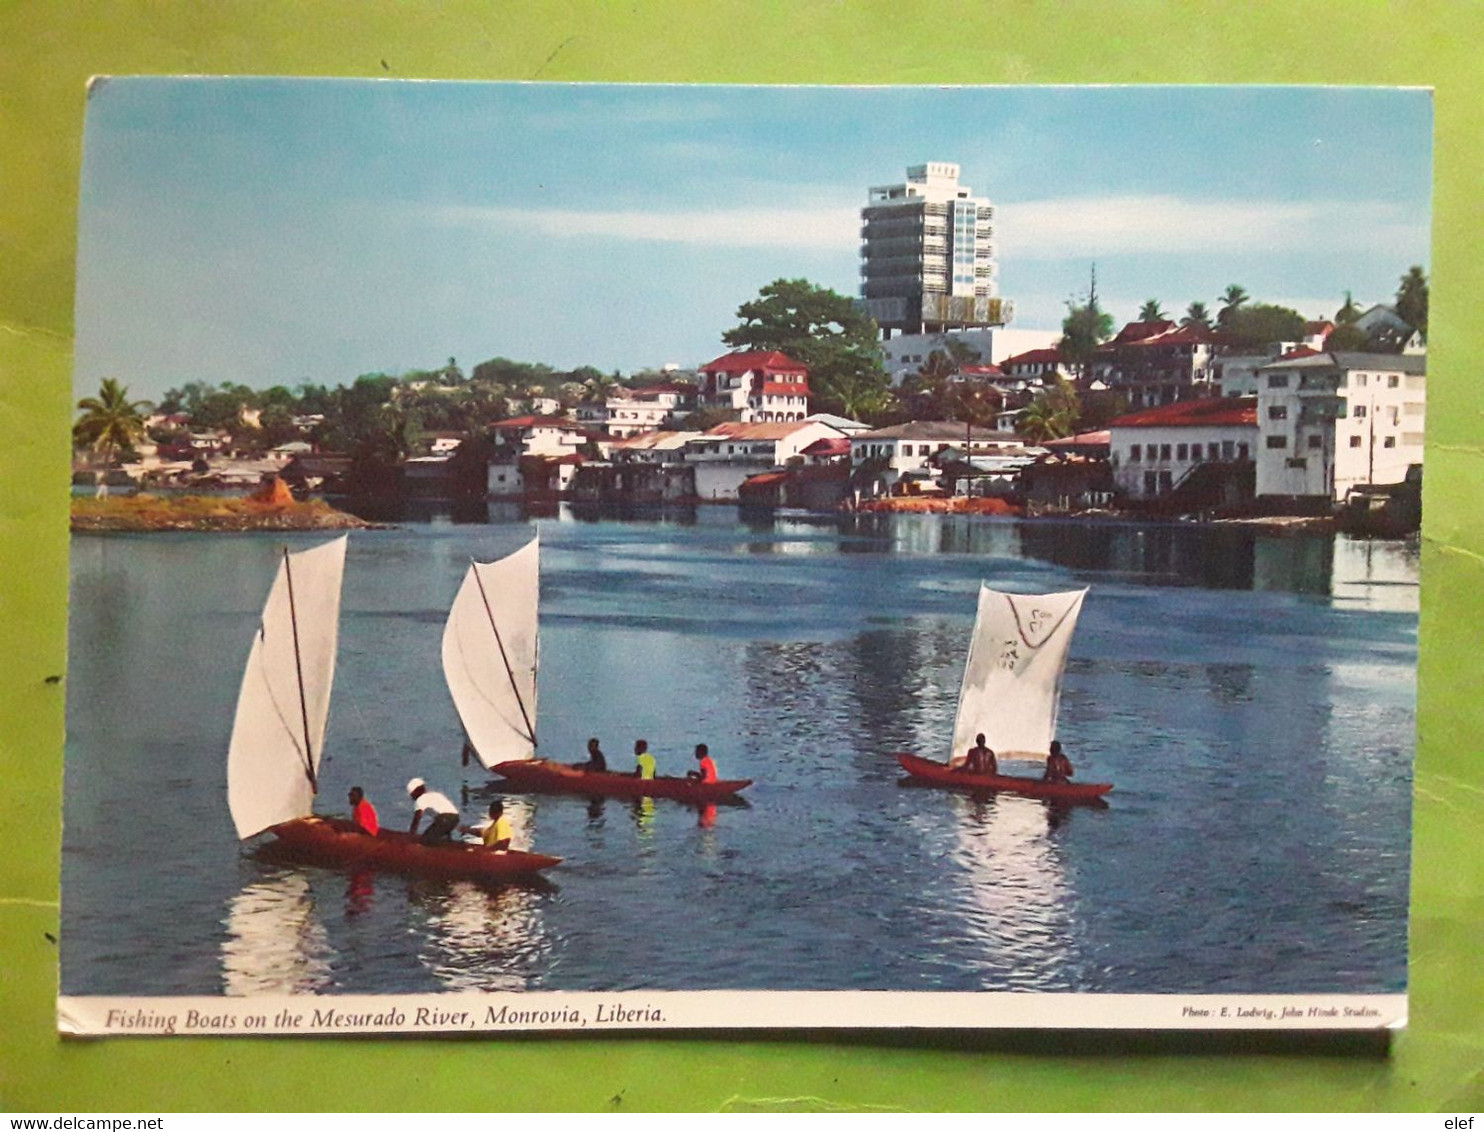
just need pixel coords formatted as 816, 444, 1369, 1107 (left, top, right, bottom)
70, 493, 382, 532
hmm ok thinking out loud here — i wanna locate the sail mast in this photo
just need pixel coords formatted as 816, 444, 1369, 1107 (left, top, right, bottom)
282, 547, 319, 792
470, 559, 537, 747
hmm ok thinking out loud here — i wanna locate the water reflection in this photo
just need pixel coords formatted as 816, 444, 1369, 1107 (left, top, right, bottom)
406, 877, 551, 992
221, 867, 334, 995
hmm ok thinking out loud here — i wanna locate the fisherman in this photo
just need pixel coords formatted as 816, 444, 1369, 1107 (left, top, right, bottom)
464, 799, 513, 852
686, 743, 718, 783
348, 786, 379, 837
406, 777, 460, 844
1044, 740, 1074, 784
576, 737, 607, 774
631, 739, 657, 780
958, 734, 997, 775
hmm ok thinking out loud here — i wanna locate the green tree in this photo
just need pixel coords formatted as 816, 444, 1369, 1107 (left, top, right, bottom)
1180, 302, 1212, 331
74, 378, 153, 466
1219, 303, 1307, 349
1058, 297, 1114, 383
722, 278, 889, 419
1395, 265, 1428, 335
1137, 299, 1166, 322
1335, 291, 1362, 323
1325, 323, 1370, 352
1016, 379, 1081, 442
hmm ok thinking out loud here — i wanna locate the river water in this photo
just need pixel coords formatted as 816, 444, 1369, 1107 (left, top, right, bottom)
63, 507, 1416, 996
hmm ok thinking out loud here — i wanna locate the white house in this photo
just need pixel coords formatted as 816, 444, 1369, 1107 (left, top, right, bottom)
685, 420, 845, 499
1107, 397, 1258, 500
880, 328, 1061, 384
1254, 351, 1425, 501
697, 351, 811, 422
601, 385, 697, 438
849, 420, 1025, 495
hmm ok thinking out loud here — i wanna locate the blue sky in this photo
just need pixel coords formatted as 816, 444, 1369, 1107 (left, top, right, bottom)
74, 80, 1432, 400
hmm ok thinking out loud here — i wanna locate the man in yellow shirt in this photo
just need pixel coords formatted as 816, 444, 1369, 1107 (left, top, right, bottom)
632, 738, 657, 780
467, 799, 512, 851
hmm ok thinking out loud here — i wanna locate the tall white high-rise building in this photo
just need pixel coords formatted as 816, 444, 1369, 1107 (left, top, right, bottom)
859, 162, 1010, 337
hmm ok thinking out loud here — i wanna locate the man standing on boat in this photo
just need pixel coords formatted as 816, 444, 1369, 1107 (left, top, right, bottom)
1043, 740, 1073, 784
348, 786, 379, 836
406, 777, 459, 844
577, 737, 607, 773
957, 734, 997, 775
632, 739, 656, 780
686, 743, 718, 783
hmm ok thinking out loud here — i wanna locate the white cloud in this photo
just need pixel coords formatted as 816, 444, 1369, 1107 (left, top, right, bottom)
431, 204, 860, 250
997, 195, 1429, 260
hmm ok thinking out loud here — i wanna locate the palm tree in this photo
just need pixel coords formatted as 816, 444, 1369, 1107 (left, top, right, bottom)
1180, 302, 1212, 331
1137, 299, 1166, 322
1216, 285, 1250, 329
1015, 380, 1080, 443
1335, 291, 1362, 323
74, 378, 152, 469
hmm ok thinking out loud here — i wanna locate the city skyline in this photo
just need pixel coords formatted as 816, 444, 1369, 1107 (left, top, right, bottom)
74, 80, 1432, 401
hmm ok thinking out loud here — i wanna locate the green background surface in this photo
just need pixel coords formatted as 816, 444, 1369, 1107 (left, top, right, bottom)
3, 2, 1480, 1113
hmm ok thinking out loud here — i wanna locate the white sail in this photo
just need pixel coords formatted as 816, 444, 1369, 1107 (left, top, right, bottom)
950, 585, 1087, 764
227, 536, 348, 839
442, 537, 539, 770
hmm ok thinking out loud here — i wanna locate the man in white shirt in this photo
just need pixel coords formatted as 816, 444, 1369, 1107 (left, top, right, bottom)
406, 777, 459, 844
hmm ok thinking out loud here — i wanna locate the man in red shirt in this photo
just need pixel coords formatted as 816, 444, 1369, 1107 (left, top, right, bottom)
348, 786, 379, 836
686, 743, 718, 783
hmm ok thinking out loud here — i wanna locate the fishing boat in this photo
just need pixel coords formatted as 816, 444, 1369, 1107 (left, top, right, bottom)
444, 536, 752, 803
228, 536, 560, 881
895, 585, 1112, 802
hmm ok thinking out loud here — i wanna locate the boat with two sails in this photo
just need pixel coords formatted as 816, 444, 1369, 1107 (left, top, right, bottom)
444, 536, 753, 804
228, 535, 562, 881
896, 584, 1113, 802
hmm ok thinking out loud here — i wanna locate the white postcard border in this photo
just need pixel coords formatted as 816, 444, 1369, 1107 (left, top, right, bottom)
58, 990, 1406, 1037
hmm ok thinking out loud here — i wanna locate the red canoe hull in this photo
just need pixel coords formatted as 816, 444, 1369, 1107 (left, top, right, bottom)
265, 817, 561, 881
895, 753, 1113, 802
493, 759, 752, 803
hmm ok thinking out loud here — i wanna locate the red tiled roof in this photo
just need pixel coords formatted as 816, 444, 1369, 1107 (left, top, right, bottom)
1108, 397, 1257, 429
957, 363, 1005, 377
1044, 430, 1110, 448
700, 350, 808, 375
1000, 348, 1064, 367
1112, 319, 1178, 344
1304, 320, 1336, 334
741, 471, 790, 487
703, 421, 816, 441
1278, 346, 1321, 361
488, 415, 580, 430
801, 436, 851, 456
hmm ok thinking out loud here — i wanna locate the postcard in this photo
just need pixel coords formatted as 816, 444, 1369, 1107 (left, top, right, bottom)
59, 79, 1426, 1036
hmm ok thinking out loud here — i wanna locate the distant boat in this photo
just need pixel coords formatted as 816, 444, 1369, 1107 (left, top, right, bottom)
228, 536, 560, 881
896, 584, 1112, 802
446, 536, 752, 803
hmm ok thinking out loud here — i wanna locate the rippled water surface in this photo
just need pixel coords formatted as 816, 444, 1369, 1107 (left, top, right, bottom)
63, 508, 1416, 995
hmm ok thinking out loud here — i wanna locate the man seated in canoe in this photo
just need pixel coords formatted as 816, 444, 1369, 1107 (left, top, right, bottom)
348, 786, 379, 836
955, 734, 997, 775
574, 737, 607, 774
1043, 740, 1074, 784
462, 799, 513, 852
631, 739, 656, 780
686, 743, 718, 783
406, 777, 460, 844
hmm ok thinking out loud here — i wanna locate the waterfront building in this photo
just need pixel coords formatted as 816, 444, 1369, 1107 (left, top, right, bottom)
1092, 320, 1218, 407
697, 351, 810, 423
1254, 351, 1425, 502
486, 414, 602, 457
849, 420, 1027, 497
606, 430, 702, 464
685, 420, 845, 500
860, 162, 1010, 337
1107, 397, 1257, 502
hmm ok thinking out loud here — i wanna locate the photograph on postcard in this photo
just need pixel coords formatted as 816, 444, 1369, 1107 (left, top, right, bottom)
60, 80, 1426, 1035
